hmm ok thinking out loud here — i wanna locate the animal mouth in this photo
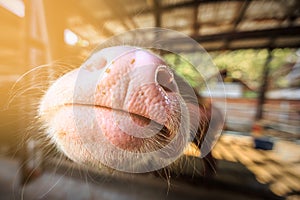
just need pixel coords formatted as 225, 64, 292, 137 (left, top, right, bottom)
49, 102, 174, 153
69, 102, 171, 134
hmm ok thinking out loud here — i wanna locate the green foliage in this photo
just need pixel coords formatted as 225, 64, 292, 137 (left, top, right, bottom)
212, 49, 266, 88
164, 48, 297, 91
212, 48, 297, 89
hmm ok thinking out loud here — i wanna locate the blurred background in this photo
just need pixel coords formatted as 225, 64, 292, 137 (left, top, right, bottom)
0, 0, 300, 199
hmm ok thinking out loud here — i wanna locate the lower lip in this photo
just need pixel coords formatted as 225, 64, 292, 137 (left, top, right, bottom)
45, 104, 171, 152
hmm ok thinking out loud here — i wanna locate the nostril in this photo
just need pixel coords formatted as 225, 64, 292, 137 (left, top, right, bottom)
160, 84, 173, 93
155, 66, 177, 93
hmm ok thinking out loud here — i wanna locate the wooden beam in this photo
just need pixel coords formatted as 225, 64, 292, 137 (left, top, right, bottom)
100, 0, 252, 22
233, 0, 250, 29
159, 0, 248, 13
126, 0, 251, 17
165, 40, 300, 53
151, 26, 300, 52
164, 26, 300, 44
223, 0, 250, 49
286, 1, 300, 26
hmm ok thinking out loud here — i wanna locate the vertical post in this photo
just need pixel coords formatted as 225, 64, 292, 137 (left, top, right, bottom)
192, 4, 199, 37
153, 0, 162, 53
20, 0, 51, 185
23, 0, 52, 67
153, 0, 161, 28
255, 49, 272, 120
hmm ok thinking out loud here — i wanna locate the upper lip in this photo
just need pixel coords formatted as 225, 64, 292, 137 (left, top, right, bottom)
43, 102, 172, 137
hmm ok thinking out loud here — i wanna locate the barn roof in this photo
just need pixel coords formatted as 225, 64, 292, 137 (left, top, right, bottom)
0, 0, 300, 73
65, 0, 300, 51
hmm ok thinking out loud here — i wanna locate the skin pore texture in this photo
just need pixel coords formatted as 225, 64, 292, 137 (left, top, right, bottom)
38, 46, 210, 173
